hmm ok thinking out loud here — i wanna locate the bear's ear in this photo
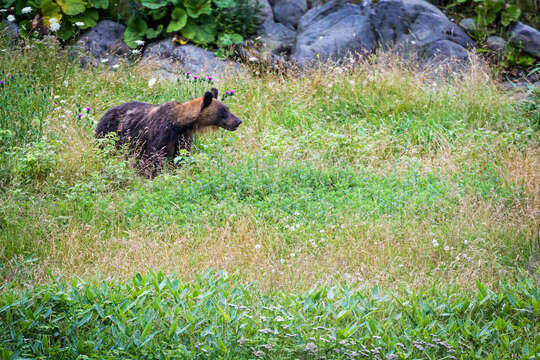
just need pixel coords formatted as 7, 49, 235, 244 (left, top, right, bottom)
202, 91, 213, 110
210, 88, 218, 99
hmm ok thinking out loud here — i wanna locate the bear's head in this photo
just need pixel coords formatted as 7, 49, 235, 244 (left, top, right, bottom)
197, 88, 242, 131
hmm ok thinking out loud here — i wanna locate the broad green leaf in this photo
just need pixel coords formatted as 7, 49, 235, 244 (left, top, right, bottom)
501, 5, 521, 27
41, 0, 62, 24
56, 21, 74, 40
184, 0, 212, 19
146, 24, 163, 39
181, 15, 216, 45
150, 7, 168, 20
69, 8, 98, 29
124, 16, 148, 48
141, 0, 168, 9
57, 0, 87, 16
166, 7, 187, 33
89, 0, 108, 9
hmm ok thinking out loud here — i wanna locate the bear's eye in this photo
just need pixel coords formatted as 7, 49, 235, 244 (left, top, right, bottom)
218, 107, 228, 119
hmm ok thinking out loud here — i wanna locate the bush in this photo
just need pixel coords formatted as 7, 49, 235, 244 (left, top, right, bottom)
124, 0, 263, 49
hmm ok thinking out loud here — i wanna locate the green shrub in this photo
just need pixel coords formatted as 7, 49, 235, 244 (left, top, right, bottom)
0, 0, 108, 41
124, 0, 263, 49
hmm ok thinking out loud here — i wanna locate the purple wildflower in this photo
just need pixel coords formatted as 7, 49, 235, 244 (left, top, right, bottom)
193, 75, 199, 80
0, 80, 4, 85
77, 113, 83, 119
225, 90, 230, 95
229, 90, 235, 95
85, 106, 91, 112
186, 72, 191, 76
207, 76, 213, 81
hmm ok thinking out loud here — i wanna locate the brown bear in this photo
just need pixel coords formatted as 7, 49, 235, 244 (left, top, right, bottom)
95, 88, 241, 174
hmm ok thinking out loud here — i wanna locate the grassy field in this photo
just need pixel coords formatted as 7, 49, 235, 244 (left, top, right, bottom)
0, 35, 539, 358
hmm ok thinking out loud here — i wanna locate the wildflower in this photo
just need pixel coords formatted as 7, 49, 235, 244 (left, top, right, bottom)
411, 40, 417, 45
22, 7, 33, 14
100, 58, 109, 63
229, 90, 235, 95
444, 245, 450, 251
290, 253, 295, 258
207, 76, 213, 81
77, 113, 83, 119
432, 239, 439, 248
193, 75, 199, 80
248, 56, 258, 62
112, 64, 119, 69
63, 80, 68, 87
7, 15, 15, 22
131, 49, 141, 54
185, 71, 191, 76
0, 80, 4, 85
50, 21, 60, 32
74, 22, 85, 27
255, 244, 261, 250
463, 240, 468, 245
148, 77, 156, 88
135, 40, 145, 46
85, 106, 91, 112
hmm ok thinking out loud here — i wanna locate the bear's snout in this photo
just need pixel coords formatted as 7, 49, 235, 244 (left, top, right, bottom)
221, 115, 242, 131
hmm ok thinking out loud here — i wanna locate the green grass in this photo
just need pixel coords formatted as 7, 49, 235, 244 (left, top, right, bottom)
0, 34, 539, 358
0, 271, 538, 359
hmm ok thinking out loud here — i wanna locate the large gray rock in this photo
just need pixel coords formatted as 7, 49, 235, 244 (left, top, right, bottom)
1, 20, 18, 40
142, 39, 238, 79
510, 21, 540, 58
370, 0, 474, 54
293, 0, 375, 65
486, 36, 506, 52
78, 20, 130, 60
292, 0, 475, 67
273, 0, 307, 30
258, 0, 274, 21
259, 19, 296, 54
459, 18, 477, 32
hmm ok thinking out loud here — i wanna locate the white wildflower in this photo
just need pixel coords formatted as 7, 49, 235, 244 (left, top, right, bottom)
63, 80, 68, 87
248, 56, 258, 62
50, 21, 60, 32
131, 49, 141, 54
463, 240, 468, 245
255, 244, 262, 250
444, 245, 450, 251
112, 64, 119, 69
22, 7, 33, 14
7, 14, 15, 22
74, 22, 85, 27
148, 77, 157, 88
100, 58, 109, 63
290, 253, 295, 258
49, 17, 58, 24
411, 40, 417, 45
432, 239, 439, 248
135, 40, 145, 46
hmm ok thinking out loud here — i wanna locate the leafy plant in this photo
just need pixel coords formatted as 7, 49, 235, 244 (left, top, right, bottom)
124, 0, 262, 53
0, 0, 109, 41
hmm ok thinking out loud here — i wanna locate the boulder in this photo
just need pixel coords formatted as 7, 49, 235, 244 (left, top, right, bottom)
273, 0, 307, 30
510, 21, 540, 58
486, 36, 506, 52
1, 20, 18, 40
292, 0, 375, 66
370, 0, 474, 56
459, 18, 477, 32
142, 39, 238, 79
258, 0, 274, 21
259, 19, 296, 55
77, 20, 130, 64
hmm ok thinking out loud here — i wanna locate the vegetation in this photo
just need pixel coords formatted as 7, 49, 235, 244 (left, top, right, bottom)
0, 33, 538, 358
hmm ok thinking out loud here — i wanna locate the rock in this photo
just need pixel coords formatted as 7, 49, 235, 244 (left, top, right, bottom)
259, 19, 296, 55
425, 39, 469, 63
459, 18, 477, 32
293, 0, 375, 66
370, 0, 474, 56
1, 20, 18, 40
510, 21, 540, 58
258, 0, 274, 21
273, 0, 307, 30
77, 20, 130, 64
142, 39, 239, 79
486, 36, 506, 52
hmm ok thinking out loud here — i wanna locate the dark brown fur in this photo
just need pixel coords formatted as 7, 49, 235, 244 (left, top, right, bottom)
95, 89, 241, 174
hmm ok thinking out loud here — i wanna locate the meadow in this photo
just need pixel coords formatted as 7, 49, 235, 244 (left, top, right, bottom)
0, 34, 539, 358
